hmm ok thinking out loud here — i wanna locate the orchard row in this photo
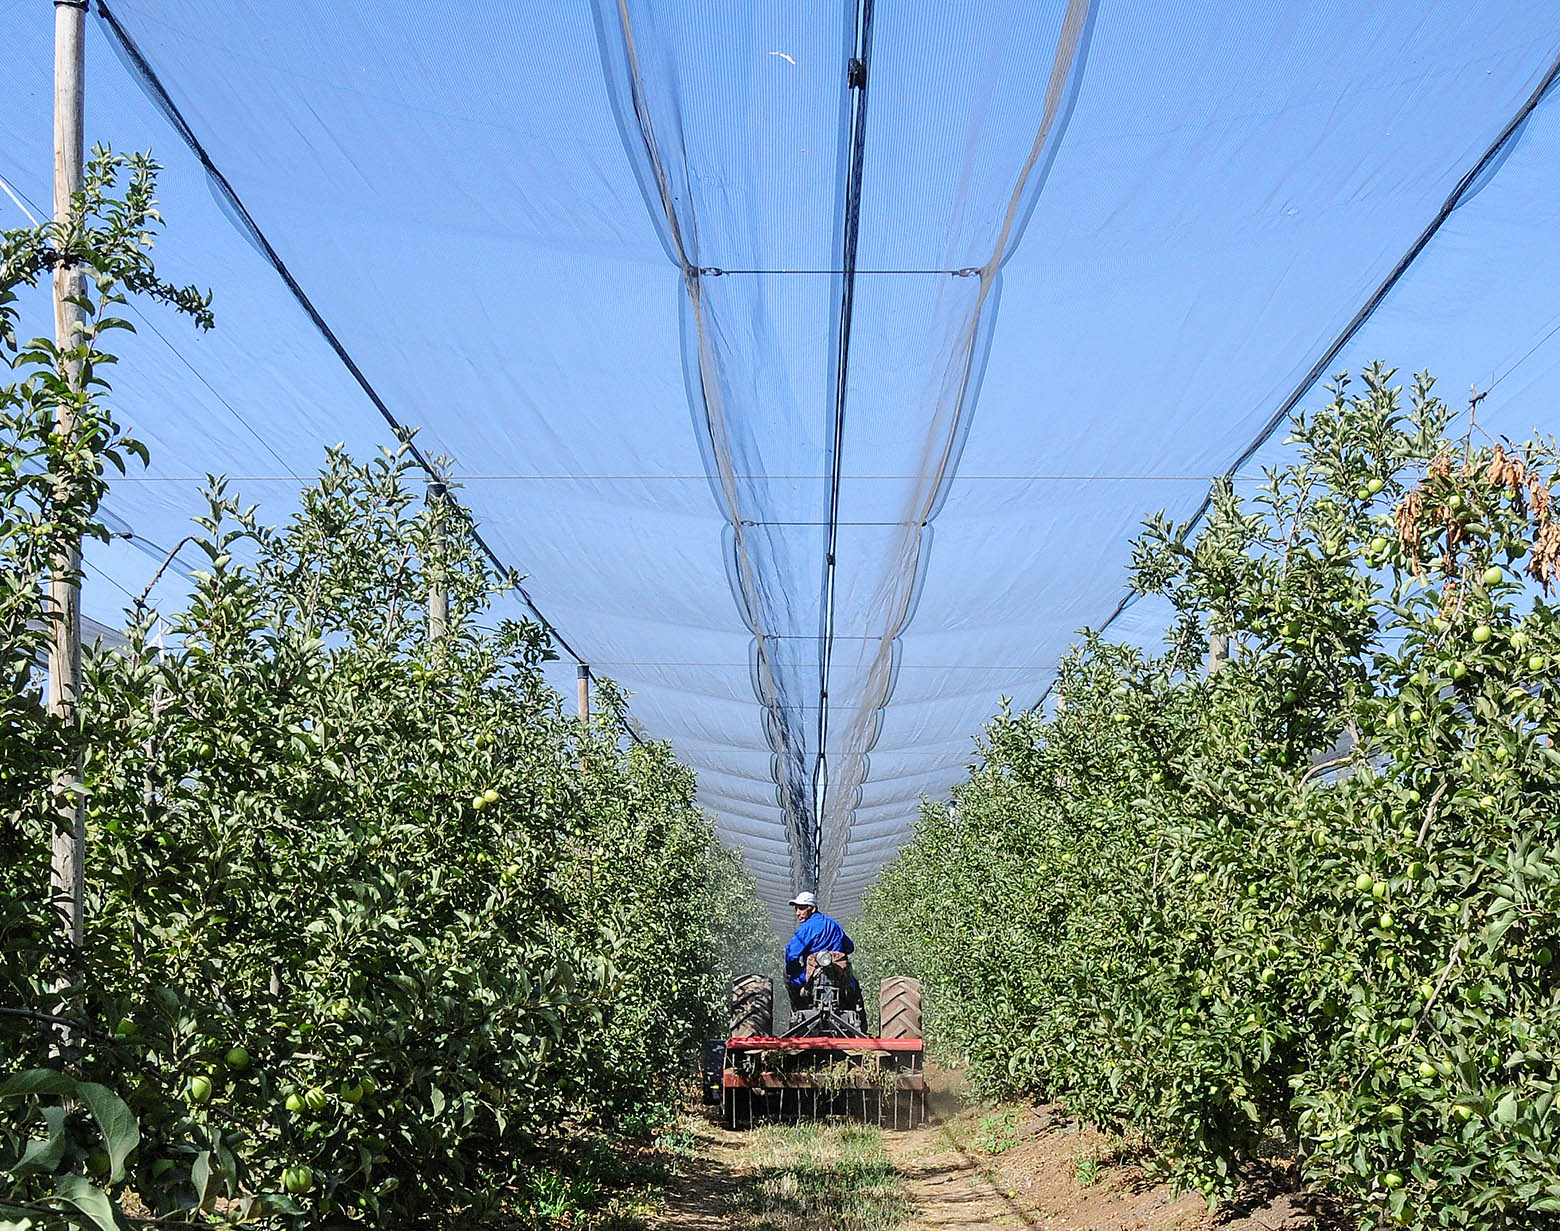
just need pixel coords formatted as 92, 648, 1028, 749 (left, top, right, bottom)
1, 154, 769, 1228
864, 369, 1560, 1231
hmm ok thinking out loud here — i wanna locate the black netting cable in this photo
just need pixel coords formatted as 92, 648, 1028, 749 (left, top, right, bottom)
94, 3, 640, 742
812, 0, 876, 892
1034, 44, 1560, 710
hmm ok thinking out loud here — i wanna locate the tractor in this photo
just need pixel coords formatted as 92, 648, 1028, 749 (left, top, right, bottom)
707, 951, 925, 1128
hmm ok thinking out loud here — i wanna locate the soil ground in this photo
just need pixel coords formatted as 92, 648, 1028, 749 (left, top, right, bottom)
648, 1067, 1341, 1231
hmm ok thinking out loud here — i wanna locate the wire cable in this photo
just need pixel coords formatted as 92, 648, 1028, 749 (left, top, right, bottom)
1035, 43, 1560, 708
94, 1, 641, 743
811, 0, 876, 894
0, 174, 298, 479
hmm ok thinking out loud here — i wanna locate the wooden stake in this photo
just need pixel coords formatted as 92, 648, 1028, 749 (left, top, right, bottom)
1207, 624, 1230, 674
48, 0, 88, 1010
577, 664, 590, 724
426, 481, 448, 646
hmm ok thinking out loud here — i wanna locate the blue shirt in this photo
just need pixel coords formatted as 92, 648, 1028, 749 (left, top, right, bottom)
784, 911, 854, 987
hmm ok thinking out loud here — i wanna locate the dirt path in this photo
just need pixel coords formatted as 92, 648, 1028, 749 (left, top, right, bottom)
885, 1089, 1338, 1231
884, 1079, 1208, 1231
647, 1127, 750, 1230
649, 1073, 1335, 1231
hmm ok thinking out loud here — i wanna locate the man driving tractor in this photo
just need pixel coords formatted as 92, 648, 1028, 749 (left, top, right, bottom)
783, 891, 863, 1015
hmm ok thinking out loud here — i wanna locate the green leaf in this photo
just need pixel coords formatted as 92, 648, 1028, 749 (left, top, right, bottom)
0, 1071, 76, 1101
191, 1149, 213, 1208
240, 1192, 304, 1217
51, 1174, 124, 1231
71, 1084, 138, 1185
11, 1106, 67, 1177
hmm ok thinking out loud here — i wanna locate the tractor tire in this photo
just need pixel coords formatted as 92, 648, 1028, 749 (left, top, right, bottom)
729, 974, 773, 1038
879, 976, 922, 1040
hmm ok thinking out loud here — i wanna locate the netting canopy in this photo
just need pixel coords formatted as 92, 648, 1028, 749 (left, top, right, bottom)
3, 1, 1560, 922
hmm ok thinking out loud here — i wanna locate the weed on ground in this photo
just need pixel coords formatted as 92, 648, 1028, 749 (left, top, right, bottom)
971, 1109, 1021, 1156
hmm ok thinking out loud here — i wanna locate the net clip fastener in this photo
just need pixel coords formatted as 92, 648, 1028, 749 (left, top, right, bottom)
847, 57, 866, 88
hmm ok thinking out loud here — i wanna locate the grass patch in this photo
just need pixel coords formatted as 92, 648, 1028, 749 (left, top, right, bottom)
972, 1109, 1021, 1156
744, 1121, 913, 1231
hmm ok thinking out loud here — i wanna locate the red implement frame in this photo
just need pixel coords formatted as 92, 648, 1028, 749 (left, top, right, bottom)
727, 1036, 923, 1051
721, 1035, 926, 1128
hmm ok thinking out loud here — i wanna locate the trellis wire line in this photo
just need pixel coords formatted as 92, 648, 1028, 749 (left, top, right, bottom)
1034, 43, 1560, 710
1487, 311, 1560, 397
0, 167, 299, 479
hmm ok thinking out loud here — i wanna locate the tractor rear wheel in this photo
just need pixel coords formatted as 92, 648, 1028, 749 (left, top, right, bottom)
879, 976, 922, 1039
729, 974, 773, 1038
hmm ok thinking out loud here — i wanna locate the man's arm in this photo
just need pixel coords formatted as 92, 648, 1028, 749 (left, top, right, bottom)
785, 919, 814, 983
785, 922, 810, 965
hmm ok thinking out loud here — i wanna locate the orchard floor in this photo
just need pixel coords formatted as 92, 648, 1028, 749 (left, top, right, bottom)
648, 1068, 1342, 1231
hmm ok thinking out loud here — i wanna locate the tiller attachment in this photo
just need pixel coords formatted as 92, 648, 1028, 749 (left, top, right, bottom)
720, 970, 926, 1128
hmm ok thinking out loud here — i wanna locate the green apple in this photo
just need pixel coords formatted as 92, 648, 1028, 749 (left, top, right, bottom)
283, 1165, 315, 1195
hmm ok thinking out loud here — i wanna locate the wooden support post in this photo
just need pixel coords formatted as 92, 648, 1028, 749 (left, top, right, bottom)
426, 481, 448, 646
577, 664, 590, 724
48, 0, 88, 1016
1207, 624, 1230, 674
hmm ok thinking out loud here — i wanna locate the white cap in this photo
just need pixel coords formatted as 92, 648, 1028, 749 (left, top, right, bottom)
788, 891, 818, 908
